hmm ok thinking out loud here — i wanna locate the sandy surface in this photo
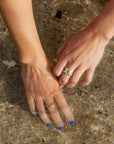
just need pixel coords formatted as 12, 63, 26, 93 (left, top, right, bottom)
0, 0, 114, 144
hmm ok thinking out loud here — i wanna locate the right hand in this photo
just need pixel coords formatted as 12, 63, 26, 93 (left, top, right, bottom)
21, 59, 74, 129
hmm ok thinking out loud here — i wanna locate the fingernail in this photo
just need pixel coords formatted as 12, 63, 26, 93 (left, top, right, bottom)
46, 123, 51, 127
64, 86, 67, 89
58, 126, 64, 130
79, 84, 82, 87
34, 114, 39, 116
70, 120, 74, 125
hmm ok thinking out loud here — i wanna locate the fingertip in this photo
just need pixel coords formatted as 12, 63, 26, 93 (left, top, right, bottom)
69, 120, 74, 125
64, 85, 67, 89
79, 84, 82, 87
79, 83, 87, 87
78, 82, 84, 87
53, 59, 67, 77
53, 67, 60, 77
30, 110, 38, 116
79, 80, 91, 86
78, 80, 84, 86
58, 126, 64, 130
65, 83, 75, 88
83, 83, 90, 86
46, 123, 51, 127
34, 114, 39, 116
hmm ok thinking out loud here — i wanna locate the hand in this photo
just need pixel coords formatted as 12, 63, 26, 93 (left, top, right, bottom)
21, 59, 74, 129
53, 27, 109, 88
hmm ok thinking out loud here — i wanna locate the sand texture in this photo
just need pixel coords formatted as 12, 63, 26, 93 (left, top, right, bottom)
0, 0, 114, 144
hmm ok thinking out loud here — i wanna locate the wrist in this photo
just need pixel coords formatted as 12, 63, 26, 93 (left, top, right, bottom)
86, 21, 113, 42
21, 54, 52, 75
20, 48, 49, 68
86, 0, 114, 42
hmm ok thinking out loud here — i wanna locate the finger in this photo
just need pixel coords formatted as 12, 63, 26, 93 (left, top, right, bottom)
79, 68, 95, 86
57, 41, 67, 57
26, 93, 38, 115
53, 58, 67, 77
43, 97, 64, 129
59, 72, 71, 86
35, 96, 51, 126
66, 66, 85, 88
54, 90, 74, 124
59, 62, 79, 86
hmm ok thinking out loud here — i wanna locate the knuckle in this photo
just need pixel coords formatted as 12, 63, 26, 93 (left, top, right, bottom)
38, 109, 45, 114
61, 104, 69, 111
50, 108, 58, 115
61, 49, 68, 57
70, 80, 76, 85
60, 80, 66, 84
59, 78, 67, 85
60, 54, 68, 62
43, 89, 53, 98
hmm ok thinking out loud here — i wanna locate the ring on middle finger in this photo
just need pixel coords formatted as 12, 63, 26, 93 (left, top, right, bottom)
63, 67, 73, 76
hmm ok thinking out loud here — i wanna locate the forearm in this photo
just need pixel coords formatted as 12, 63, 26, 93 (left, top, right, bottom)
0, 0, 47, 64
87, 0, 114, 41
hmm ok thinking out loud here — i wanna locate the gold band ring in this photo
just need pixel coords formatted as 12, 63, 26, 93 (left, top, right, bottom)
63, 67, 73, 76
46, 102, 55, 108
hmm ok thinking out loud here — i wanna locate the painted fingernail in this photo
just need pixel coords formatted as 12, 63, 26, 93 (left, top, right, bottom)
34, 114, 39, 116
79, 84, 82, 87
70, 120, 74, 125
46, 123, 51, 127
58, 126, 64, 130
64, 86, 67, 89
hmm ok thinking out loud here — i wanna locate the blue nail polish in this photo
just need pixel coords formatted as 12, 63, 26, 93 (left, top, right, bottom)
70, 120, 74, 125
64, 86, 67, 89
58, 126, 64, 130
46, 123, 51, 127
79, 84, 82, 87
34, 114, 39, 116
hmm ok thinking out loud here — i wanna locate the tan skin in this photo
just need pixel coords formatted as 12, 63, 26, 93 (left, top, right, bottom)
54, 28, 107, 88
0, 0, 114, 129
54, 0, 114, 87
0, 0, 74, 128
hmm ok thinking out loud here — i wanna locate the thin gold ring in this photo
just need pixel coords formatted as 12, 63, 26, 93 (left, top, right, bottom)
46, 102, 55, 108
63, 67, 73, 76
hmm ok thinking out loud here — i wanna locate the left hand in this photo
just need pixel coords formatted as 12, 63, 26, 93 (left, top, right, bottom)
22, 58, 74, 128
53, 27, 108, 88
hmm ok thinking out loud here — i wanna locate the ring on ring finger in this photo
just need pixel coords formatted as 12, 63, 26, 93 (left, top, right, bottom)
63, 67, 73, 76
46, 102, 55, 109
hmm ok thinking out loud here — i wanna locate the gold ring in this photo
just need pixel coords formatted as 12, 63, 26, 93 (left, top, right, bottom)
63, 67, 73, 76
46, 102, 55, 108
